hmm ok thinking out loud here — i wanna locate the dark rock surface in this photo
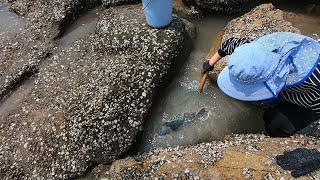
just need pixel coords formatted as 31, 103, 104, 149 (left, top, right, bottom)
188, 0, 320, 15
193, 0, 254, 14
102, 0, 139, 7
0, 4, 192, 180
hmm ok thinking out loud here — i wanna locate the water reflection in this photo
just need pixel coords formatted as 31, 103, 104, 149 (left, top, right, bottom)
56, 6, 103, 51
0, 77, 35, 121
0, 4, 26, 41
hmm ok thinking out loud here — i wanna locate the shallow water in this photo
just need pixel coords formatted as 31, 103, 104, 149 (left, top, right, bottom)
56, 6, 103, 51
139, 16, 266, 152
274, 2, 320, 38
0, 77, 35, 122
140, 4, 320, 152
0, 4, 28, 121
283, 12, 320, 38
0, 4, 26, 41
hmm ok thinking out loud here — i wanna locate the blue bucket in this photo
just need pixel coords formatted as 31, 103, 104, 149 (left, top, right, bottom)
142, 0, 173, 28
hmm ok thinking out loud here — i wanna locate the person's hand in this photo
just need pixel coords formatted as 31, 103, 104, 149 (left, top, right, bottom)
276, 148, 320, 177
202, 60, 214, 74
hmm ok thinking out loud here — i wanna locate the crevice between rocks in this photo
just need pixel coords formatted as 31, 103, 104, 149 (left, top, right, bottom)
54, 0, 103, 40
0, 1, 102, 102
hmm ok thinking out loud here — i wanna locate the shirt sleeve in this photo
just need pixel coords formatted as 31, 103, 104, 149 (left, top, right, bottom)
218, 37, 252, 57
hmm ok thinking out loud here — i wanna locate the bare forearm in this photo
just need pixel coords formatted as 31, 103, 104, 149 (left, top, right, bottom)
209, 52, 222, 66
317, 147, 320, 152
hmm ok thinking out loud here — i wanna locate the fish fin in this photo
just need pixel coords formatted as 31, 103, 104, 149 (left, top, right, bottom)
196, 108, 206, 115
159, 126, 172, 136
195, 108, 209, 121
198, 108, 206, 114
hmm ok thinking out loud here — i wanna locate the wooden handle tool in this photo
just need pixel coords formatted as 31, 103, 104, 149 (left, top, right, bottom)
198, 73, 208, 93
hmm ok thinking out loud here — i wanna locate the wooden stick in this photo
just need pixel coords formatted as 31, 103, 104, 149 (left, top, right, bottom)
198, 73, 208, 93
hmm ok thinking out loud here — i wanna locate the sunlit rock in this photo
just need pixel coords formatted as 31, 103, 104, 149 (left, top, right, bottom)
209, 3, 300, 79
108, 135, 320, 179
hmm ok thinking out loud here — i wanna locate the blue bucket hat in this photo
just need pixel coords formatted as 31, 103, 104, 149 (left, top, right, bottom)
217, 32, 320, 101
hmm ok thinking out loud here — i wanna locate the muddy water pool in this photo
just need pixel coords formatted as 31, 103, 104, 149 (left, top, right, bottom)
139, 16, 266, 151
139, 3, 320, 151
273, 1, 320, 38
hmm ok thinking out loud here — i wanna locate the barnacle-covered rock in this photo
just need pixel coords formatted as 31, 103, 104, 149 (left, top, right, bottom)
193, 0, 254, 15
102, 0, 139, 7
0, 0, 101, 100
0, 4, 193, 180
209, 3, 300, 79
106, 135, 320, 179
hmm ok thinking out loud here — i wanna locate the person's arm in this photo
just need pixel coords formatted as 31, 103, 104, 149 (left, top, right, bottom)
203, 37, 252, 73
218, 37, 252, 57
208, 52, 222, 66
317, 147, 320, 151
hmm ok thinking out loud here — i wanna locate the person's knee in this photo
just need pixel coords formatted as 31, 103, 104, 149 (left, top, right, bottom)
263, 109, 296, 137
263, 109, 277, 123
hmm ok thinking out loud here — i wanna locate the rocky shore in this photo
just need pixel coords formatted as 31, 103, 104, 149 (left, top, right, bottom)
0, 0, 319, 179
209, 3, 301, 79
108, 134, 320, 179
193, 0, 254, 14
0, 0, 101, 100
0, 2, 193, 179
97, 3, 320, 180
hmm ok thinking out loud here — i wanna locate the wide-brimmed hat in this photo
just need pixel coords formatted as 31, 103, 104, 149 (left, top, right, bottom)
217, 33, 320, 101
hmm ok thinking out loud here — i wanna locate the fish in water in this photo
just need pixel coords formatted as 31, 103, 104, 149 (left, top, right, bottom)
159, 108, 210, 136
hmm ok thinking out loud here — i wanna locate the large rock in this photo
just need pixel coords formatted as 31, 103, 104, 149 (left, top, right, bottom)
173, 0, 192, 17
0, 4, 192, 179
193, 0, 254, 14
209, 3, 300, 78
108, 135, 320, 179
102, 0, 139, 7
0, 0, 100, 100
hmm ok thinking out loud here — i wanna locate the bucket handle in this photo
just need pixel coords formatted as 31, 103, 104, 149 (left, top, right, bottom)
143, 0, 152, 10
